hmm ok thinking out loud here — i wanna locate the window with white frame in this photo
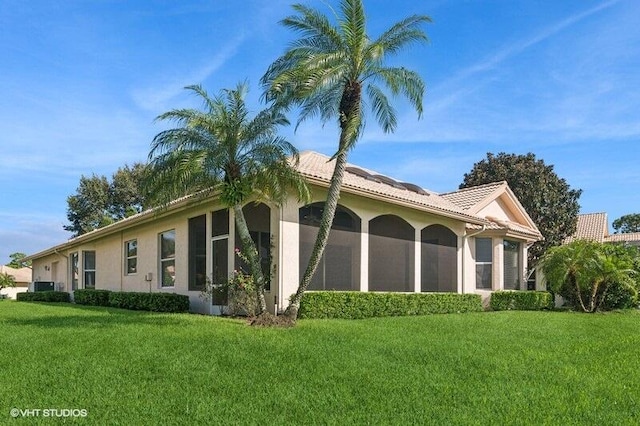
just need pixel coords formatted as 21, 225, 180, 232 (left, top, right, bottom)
503, 240, 520, 290
159, 230, 176, 287
83, 251, 96, 289
125, 239, 137, 275
475, 238, 492, 290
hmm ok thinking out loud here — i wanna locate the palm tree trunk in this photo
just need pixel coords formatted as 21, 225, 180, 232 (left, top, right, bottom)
284, 82, 361, 320
232, 204, 267, 315
284, 149, 349, 319
571, 274, 589, 313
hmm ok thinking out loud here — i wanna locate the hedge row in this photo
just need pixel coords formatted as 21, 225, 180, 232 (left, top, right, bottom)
489, 291, 554, 311
74, 289, 189, 313
298, 291, 483, 319
74, 289, 111, 306
16, 291, 70, 303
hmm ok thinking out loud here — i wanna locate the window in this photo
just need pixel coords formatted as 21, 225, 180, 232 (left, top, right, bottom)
212, 209, 229, 305
70, 252, 79, 291
159, 230, 176, 287
503, 240, 521, 290
125, 240, 137, 275
189, 215, 207, 291
421, 225, 457, 292
83, 251, 96, 289
369, 215, 414, 292
475, 238, 492, 289
299, 203, 361, 291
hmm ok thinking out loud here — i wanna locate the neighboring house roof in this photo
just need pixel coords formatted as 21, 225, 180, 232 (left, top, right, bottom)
25, 151, 542, 260
565, 212, 608, 243
565, 212, 640, 246
0, 265, 32, 283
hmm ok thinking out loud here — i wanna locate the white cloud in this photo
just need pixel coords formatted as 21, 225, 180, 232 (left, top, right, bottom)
130, 36, 246, 112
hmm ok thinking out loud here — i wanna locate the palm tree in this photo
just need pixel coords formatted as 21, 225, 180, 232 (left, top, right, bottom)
542, 240, 636, 312
261, 0, 431, 318
147, 82, 310, 316
0, 272, 16, 292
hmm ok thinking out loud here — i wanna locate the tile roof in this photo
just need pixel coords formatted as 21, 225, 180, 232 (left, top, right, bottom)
298, 151, 541, 240
27, 151, 543, 260
440, 181, 507, 211
0, 265, 32, 283
565, 212, 608, 243
297, 151, 486, 224
605, 232, 640, 244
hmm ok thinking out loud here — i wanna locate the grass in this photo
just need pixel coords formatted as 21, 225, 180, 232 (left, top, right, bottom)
1, 302, 639, 425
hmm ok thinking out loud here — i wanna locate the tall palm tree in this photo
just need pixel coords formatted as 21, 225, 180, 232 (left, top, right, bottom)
261, 0, 431, 318
147, 82, 310, 315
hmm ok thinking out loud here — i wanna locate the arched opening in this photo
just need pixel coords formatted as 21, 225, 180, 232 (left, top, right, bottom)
421, 224, 458, 292
299, 203, 361, 291
369, 215, 414, 292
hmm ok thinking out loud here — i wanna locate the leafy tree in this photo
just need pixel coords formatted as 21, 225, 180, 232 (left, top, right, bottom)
146, 82, 310, 318
0, 272, 16, 292
262, 0, 430, 319
109, 163, 149, 219
460, 152, 582, 269
7, 252, 31, 268
65, 163, 150, 237
542, 240, 638, 312
65, 174, 111, 236
612, 213, 640, 234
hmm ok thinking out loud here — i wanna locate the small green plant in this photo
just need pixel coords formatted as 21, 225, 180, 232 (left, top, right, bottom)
201, 245, 277, 318
0, 272, 16, 292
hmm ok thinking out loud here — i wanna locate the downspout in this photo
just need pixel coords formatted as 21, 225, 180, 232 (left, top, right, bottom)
462, 224, 487, 293
120, 231, 124, 292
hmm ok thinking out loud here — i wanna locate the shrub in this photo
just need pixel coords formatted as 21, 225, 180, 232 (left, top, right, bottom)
108, 291, 189, 313
16, 291, 70, 303
602, 282, 638, 310
490, 291, 554, 311
298, 292, 483, 319
74, 289, 111, 306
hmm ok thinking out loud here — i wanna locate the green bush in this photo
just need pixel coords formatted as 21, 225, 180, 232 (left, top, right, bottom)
16, 291, 70, 303
602, 282, 638, 310
74, 289, 111, 306
490, 291, 554, 311
298, 292, 483, 319
108, 291, 189, 313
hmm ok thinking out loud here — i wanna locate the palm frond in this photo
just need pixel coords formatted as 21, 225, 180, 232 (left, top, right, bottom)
369, 15, 431, 57
365, 84, 397, 133
371, 66, 425, 117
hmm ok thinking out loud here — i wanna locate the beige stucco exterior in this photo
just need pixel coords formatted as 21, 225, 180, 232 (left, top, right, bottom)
27, 152, 542, 314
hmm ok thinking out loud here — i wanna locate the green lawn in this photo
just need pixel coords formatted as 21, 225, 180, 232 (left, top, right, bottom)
1, 301, 639, 425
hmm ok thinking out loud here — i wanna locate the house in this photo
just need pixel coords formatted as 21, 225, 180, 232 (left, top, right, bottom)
25, 151, 542, 314
565, 212, 640, 246
0, 265, 31, 299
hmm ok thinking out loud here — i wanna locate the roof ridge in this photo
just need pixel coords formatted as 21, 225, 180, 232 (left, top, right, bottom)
440, 180, 507, 196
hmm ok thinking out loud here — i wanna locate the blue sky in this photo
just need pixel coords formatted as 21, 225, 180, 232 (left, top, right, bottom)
1, 0, 639, 263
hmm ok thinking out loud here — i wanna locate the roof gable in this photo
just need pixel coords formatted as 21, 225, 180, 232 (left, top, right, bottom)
442, 181, 541, 239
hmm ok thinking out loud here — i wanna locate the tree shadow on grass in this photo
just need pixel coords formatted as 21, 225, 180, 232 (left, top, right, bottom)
4, 302, 194, 329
